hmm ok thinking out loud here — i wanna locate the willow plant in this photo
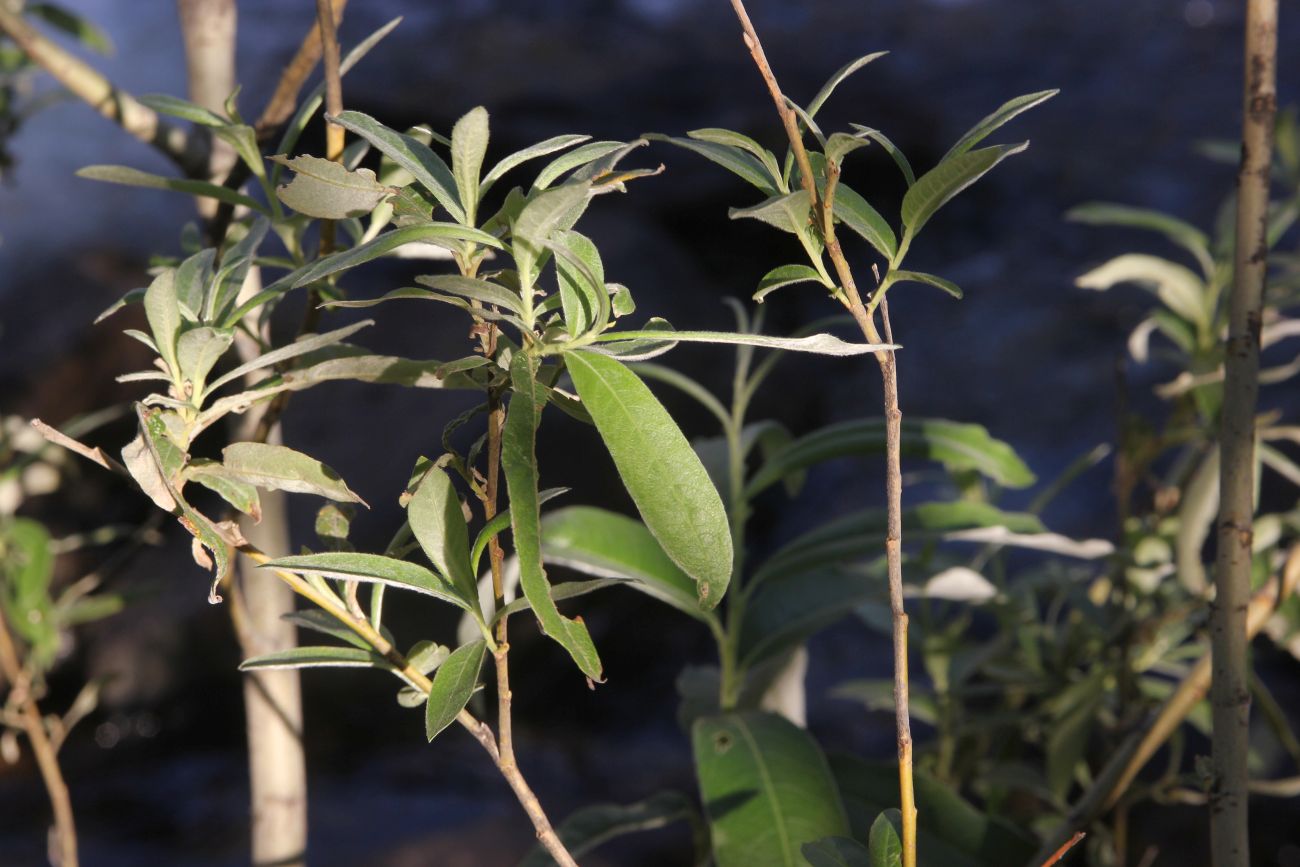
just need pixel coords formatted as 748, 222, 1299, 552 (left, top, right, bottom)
649, 3, 1056, 863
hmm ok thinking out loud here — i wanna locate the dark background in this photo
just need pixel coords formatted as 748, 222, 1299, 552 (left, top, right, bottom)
1, 1, 1299, 864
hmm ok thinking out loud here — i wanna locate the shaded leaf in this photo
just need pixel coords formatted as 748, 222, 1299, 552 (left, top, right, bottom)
184, 459, 261, 521
425, 639, 486, 740
591, 328, 890, 357
283, 609, 369, 650
868, 811, 903, 867
693, 712, 848, 867
849, 125, 915, 186
1066, 202, 1214, 275
502, 354, 603, 680
729, 190, 813, 235
1075, 253, 1207, 330
889, 270, 962, 300
540, 506, 708, 620
802, 835, 873, 867
648, 135, 778, 194
77, 165, 265, 212
806, 52, 889, 119
408, 466, 479, 605
754, 264, 830, 303
833, 185, 897, 260
519, 791, 701, 867
942, 90, 1057, 161
414, 274, 523, 314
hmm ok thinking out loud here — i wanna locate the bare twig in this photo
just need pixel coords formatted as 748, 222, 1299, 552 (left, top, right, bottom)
1040, 832, 1085, 867
255, 0, 348, 139
0, 4, 207, 176
0, 614, 78, 867
725, 3, 916, 864
1211, 2, 1277, 865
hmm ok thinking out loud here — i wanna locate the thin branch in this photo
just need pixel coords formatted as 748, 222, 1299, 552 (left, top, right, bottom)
1040, 832, 1085, 867
29, 419, 126, 475
726, 3, 916, 864
1211, 2, 1277, 865
0, 613, 78, 867
0, 4, 208, 176
255, 0, 348, 139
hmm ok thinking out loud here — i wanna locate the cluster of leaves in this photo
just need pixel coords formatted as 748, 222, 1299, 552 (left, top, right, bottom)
1, 414, 124, 770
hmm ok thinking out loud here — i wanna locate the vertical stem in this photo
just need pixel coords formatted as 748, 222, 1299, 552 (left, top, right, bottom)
0, 614, 78, 867
723, 4, 916, 862
314, 0, 345, 259
1211, 1, 1276, 865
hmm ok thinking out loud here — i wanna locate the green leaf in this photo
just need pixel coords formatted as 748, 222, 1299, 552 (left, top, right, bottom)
481, 134, 590, 198
502, 354, 603, 680
889, 270, 962, 300
833, 185, 898, 260
740, 569, 874, 668
518, 791, 701, 867
320, 288, 528, 333
330, 110, 465, 223
900, 143, 1028, 240
942, 90, 1057, 161
173, 248, 215, 321
425, 639, 486, 740
239, 646, 388, 671
754, 264, 831, 303
450, 106, 490, 223
207, 217, 269, 322
693, 712, 848, 867
687, 128, 784, 189
143, 269, 181, 380
532, 141, 625, 190
512, 181, 592, 292
137, 93, 224, 126
806, 52, 889, 119
825, 132, 872, 167
202, 320, 373, 397
803, 835, 873, 867
729, 190, 813, 235
1066, 202, 1214, 276
565, 351, 732, 607
408, 467, 479, 605
175, 326, 234, 392
184, 459, 261, 521
470, 487, 569, 576
868, 811, 904, 867
270, 155, 392, 219
540, 506, 708, 620
848, 126, 915, 187
221, 442, 364, 504
648, 135, 778, 194
1075, 253, 1208, 331
1046, 671, 1106, 799
76, 165, 266, 213
265, 552, 471, 611
747, 418, 1035, 497
551, 229, 608, 337
591, 328, 890, 357
274, 222, 501, 292
414, 274, 523, 314
282, 609, 369, 650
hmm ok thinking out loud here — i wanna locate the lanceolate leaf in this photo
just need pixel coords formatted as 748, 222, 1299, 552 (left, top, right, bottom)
265, 552, 470, 611
552, 229, 608, 337
143, 269, 182, 380
502, 353, 603, 680
532, 141, 624, 190
202, 320, 374, 396
590, 328, 890, 357
512, 181, 592, 292
408, 467, 479, 604
222, 442, 364, 504
77, 165, 266, 213
693, 712, 849, 867
450, 106, 490, 222
941, 90, 1058, 161
1066, 202, 1215, 276
414, 274, 524, 314
565, 351, 732, 606
239, 646, 389, 671
901, 143, 1028, 240
540, 506, 708, 620
184, 459, 262, 521
425, 639, 486, 741
330, 110, 464, 222
1075, 254, 1208, 331
806, 52, 889, 119
688, 128, 784, 189
755, 264, 831, 303
648, 135, 779, 194
833, 185, 898, 260
849, 126, 915, 187
729, 190, 813, 235
747, 418, 1035, 497
285, 223, 503, 290
481, 134, 590, 197
889, 270, 963, 300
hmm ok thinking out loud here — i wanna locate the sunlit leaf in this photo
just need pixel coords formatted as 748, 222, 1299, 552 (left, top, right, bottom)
330, 110, 464, 222
271, 154, 392, 219
941, 90, 1057, 161
265, 552, 470, 610
901, 143, 1028, 240
754, 264, 830, 303
408, 466, 480, 605
222, 442, 364, 504
239, 646, 389, 671
77, 165, 266, 213
450, 106, 490, 223
889, 270, 962, 300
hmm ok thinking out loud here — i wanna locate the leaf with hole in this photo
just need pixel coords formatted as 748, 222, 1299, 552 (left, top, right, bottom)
693, 712, 849, 867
